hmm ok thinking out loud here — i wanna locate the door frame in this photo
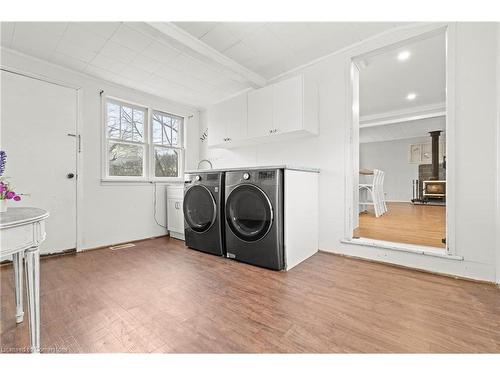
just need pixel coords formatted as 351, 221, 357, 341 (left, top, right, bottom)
0, 66, 84, 252
343, 22, 457, 257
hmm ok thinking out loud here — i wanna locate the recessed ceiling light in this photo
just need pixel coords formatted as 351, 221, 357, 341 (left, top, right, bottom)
397, 51, 411, 61
406, 92, 417, 101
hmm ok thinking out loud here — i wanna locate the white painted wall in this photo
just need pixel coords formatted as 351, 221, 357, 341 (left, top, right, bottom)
1, 48, 200, 251
496, 23, 500, 285
200, 23, 499, 282
359, 137, 426, 202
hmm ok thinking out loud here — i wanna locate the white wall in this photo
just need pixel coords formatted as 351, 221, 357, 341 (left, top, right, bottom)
496, 23, 500, 285
200, 23, 499, 282
1, 48, 200, 250
359, 137, 429, 202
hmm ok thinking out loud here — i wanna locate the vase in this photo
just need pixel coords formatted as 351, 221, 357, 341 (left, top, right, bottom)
0, 200, 7, 213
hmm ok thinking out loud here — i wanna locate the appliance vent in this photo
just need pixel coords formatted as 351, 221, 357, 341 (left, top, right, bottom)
109, 243, 135, 250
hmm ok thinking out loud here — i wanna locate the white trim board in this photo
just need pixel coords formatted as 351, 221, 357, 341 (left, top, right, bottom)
344, 23, 456, 258
360, 102, 446, 128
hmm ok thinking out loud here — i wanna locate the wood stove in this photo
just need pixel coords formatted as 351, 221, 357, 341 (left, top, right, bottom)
411, 130, 446, 204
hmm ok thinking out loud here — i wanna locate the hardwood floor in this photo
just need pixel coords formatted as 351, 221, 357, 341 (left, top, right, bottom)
354, 202, 446, 248
1, 236, 499, 353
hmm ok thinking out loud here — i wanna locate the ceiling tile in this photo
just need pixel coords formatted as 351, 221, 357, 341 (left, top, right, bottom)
200, 24, 239, 52
99, 40, 138, 64
58, 23, 108, 53
49, 51, 88, 71
173, 22, 217, 38
75, 22, 121, 39
89, 53, 127, 74
1, 22, 15, 48
129, 53, 163, 73
110, 24, 153, 52
55, 40, 98, 63
142, 40, 180, 63
11, 22, 68, 60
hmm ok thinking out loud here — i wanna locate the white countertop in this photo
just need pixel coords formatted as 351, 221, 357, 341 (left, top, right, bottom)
185, 165, 320, 174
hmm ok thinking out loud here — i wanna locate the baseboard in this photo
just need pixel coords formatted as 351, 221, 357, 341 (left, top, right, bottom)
0, 248, 77, 266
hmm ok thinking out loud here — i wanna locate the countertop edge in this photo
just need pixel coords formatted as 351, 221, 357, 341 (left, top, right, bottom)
185, 165, 320, 174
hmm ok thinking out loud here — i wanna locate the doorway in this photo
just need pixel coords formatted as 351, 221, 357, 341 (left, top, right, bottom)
349, 29, 450, 252
1, 69, 78, 255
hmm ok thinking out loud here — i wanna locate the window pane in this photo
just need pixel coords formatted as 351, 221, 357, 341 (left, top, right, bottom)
109, 143, 143, 177
152, 115, 162, 144
107, 102, 120, 139
132, 109, 144, 142
120, 106, 133, 141
154, 147, 178, 177
171, 118, 179, 146
152, 111, 182, 147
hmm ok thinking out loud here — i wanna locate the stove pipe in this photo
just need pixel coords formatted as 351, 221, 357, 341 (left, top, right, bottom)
429, 130, 442, 180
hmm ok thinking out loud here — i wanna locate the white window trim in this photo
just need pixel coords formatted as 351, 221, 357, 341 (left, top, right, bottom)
149, 109, 185, 182
101, 94, 186, 183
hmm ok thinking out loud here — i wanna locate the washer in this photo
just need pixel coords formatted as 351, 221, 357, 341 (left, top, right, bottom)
183, 171, 225, 256
224, 169, 284, 270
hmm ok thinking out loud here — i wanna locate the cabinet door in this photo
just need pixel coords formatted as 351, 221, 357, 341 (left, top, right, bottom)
207, 103, 226, 147
167, 198, 184, 234
273, 75, 303, 134
224, 94, 247, 142
247, 85, 273, 138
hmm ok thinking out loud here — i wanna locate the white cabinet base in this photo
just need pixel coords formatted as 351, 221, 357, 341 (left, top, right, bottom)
169, 231, 185, 241
284, 169, 319, 270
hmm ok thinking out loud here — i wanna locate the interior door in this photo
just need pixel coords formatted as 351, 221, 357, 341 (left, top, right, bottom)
1, 70, 78, 255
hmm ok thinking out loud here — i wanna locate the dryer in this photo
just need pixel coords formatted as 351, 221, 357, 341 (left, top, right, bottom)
183, 171, 225, 256
224, 169, 284, 270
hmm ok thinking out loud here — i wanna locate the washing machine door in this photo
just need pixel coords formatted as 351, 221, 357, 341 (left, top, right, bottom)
226, 184, 274, 242
183, 185, 217, 233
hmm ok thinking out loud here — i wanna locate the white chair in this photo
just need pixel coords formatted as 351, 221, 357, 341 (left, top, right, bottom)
359, 169, 387, 217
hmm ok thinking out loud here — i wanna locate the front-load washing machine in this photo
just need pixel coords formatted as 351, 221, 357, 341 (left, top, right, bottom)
224, 169, 284, 270
183, 171, 225, 256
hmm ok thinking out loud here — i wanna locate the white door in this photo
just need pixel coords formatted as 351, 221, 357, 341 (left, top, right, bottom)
247, 85, 273, 138
1, 70, 78, 254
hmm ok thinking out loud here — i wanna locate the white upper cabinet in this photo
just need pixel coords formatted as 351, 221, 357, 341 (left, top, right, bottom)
208, 93, 248, 148
208, 74, 318, 148
247, 85, 273, 138
225, 94, 248, 142
272, 75, 303, 135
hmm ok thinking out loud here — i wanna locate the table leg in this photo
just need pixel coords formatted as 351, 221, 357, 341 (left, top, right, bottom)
13, 252, 24, 324
25, 246, 40, 353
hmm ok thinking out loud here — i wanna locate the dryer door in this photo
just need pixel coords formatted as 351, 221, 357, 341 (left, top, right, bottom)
226, 184, 274, 242
183, 185, 217, 233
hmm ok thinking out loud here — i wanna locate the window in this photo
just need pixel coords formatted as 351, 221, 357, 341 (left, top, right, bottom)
152, 111, 183, 178
103, 97, 184, 181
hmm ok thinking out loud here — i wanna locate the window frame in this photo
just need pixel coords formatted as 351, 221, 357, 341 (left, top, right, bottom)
149, 110, 185, 182
101, 95, 185, 183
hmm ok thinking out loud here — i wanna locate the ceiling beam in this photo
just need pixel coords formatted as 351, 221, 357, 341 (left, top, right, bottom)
147, 22, 267, 88
360, 102, 446, 128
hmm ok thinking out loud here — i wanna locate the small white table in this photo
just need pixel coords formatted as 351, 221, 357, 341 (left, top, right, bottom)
0, 207, 49, 353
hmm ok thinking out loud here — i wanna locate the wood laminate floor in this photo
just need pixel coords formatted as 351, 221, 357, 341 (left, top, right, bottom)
354, 202, 446, 248
1, 237, 499, 353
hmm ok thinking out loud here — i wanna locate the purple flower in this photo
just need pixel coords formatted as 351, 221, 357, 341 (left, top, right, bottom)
0, 184, 5, 193
13, 195, 21, 201
5, 191, 15, 199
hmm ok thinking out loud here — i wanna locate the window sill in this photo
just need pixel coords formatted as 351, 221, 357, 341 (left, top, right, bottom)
340, 237, 463, 260
101, 178, 185, 185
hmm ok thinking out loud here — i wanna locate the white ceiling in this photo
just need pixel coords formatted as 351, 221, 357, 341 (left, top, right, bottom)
1, 22, 406, 109
359, 32, 446, 116
174, 22, 405, 79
